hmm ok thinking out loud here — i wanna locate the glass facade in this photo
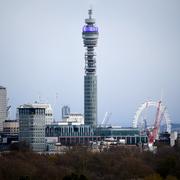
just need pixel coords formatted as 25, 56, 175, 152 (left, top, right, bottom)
46, 124, 94, 137
18, 106, 46, 152
46, 125, 148, 145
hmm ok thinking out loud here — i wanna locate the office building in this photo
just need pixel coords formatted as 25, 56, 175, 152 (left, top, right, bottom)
62, 105, 70, 119
64, 114, 84, 125
0, 86, 7, 132
18, 103, 46, 152
46, 125, 147, 145
39, 103, 53, 125
3, 120, 19, 136
28, 103, 53, 125
56, 113, 84, 126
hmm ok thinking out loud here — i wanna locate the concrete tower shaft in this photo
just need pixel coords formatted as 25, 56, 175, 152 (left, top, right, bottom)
82, 9, 99, 127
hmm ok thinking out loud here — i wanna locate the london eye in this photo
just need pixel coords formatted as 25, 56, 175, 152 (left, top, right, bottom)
133, 100, 171, 146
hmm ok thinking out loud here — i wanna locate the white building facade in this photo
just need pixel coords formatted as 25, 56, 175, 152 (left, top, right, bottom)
59, 113, 84, 126
0, 86, 7, 132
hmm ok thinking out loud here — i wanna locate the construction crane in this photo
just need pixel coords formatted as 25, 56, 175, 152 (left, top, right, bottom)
148, 101, 166, 145
133, 99, 171, 150
6, 105, 11, 120
101, 112, 112, 127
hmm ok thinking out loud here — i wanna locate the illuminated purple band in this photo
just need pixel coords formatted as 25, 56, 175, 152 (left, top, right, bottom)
82, 26, 98, 32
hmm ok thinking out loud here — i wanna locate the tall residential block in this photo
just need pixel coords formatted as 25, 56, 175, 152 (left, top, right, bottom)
0, 86, 7, 131
82, 9, 99, 127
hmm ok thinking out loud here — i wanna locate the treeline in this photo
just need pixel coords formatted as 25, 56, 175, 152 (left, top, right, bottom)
0, 144, 180, 180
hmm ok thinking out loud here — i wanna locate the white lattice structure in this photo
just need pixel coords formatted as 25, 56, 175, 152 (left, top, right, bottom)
133, 101, 171, 133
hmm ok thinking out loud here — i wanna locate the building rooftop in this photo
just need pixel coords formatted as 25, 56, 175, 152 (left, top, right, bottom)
0, 86, 6, 89
4, 120, 18, 123
18, 103, 52, 109
68, 113, 83, 116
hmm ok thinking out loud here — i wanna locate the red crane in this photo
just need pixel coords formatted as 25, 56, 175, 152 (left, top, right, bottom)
148, 101, 162, 144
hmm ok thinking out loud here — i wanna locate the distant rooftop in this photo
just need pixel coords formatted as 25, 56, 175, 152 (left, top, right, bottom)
4, 119, 18, 122
0, 86, 6, 89
18, 103, 52, 109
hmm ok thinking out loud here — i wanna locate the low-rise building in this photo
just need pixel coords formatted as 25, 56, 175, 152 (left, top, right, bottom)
61, 113, 84, 125
46, 125, 148, 146
3, 120, 19, 136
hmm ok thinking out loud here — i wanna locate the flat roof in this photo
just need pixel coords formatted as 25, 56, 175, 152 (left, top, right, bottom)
0, 86, 6, 89
18, 103, 51, 109
4, 120, 18, 122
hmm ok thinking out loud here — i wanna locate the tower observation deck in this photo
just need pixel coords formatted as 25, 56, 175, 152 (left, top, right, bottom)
82, 9, 99, 127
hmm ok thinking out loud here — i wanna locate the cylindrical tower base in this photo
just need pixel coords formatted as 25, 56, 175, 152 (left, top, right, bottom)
84, 75, 97, 127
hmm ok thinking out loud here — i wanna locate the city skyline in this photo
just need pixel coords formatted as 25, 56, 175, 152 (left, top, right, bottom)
0, 0, 180, 126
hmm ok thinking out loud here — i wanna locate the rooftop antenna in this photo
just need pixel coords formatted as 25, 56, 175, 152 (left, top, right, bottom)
88, 4, 93, 18
37, 92, 42, 103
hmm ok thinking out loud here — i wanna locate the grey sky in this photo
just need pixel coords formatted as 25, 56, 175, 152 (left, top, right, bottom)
0, 0, 180, 126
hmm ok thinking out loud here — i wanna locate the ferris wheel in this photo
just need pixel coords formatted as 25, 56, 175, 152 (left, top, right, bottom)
133, 100, 171, 144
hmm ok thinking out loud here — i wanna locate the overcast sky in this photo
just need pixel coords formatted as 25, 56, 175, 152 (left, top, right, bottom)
0, 0, 180, 126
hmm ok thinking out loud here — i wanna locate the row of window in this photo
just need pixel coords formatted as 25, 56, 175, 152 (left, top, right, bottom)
46, 126, 93, 136
19, 108, 45, 115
